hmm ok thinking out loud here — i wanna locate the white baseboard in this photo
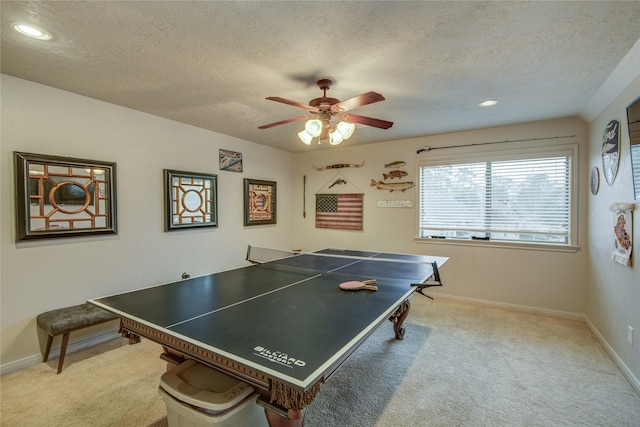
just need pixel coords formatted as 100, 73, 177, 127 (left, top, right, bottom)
0, 330, 121, 376
585, 318, 640, 396
430, 292, 586, 322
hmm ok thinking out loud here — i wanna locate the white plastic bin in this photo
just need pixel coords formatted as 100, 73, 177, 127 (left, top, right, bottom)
158, 360, 268, 427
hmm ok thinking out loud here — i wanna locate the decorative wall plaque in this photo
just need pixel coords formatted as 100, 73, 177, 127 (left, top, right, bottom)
602, 119, 620, 186
590, 167, 600, 195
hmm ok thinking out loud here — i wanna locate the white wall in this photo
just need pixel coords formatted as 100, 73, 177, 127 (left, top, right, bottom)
0, 75, 296, 372
2, 62, 638, 391
294, 118, 589, 316
586, 74, 640, 390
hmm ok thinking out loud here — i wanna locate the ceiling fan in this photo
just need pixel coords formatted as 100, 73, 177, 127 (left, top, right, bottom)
258, 79, 393, 144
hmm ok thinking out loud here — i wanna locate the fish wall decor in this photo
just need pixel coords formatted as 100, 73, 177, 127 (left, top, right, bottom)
384, 161, 405, 169
383, 170, 408, 180
370, 179, 415, 192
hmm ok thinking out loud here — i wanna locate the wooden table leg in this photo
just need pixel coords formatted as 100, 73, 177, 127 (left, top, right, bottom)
119, 322, 141, 344
265, 408, 305, 427
389, 299, 411, 339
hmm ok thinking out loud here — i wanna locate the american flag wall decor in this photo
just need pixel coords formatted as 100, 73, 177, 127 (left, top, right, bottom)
315, 193, 363, 230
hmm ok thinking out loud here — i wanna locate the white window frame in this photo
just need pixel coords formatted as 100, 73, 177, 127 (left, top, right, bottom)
415, 142, 579, 252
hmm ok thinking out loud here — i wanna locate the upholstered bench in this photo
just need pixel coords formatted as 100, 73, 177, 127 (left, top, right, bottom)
36, 303, 119, 374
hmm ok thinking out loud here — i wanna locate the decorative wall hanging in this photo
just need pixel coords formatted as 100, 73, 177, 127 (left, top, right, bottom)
383, 170, 408, 180
219, 149, 243, 172
384, 161, 406, 168
377, 200, 414, 208
328, 177, 348, 188
602, 119, 621, 186
14, 151, 118, 241
315, 173, 363, 230
312, 161, 364, 171
244, 179, 276, 225
317, 173, 362, 193
590, 167, 600, 195
610, 202, 633, 266
315, 193, 363, 230
303, 175, 307, 218
416, 134, 576, 154
370, 179, 415, 192
164, 169, 218, 231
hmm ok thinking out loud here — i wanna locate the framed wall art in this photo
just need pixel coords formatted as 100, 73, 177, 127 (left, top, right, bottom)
244, 178, 276, 226
219, 149, 243, 172
164, 169, 218, 231
14, 151, 118, 241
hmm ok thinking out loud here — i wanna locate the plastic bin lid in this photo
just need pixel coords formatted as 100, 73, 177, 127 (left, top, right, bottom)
159, 360, 255, 412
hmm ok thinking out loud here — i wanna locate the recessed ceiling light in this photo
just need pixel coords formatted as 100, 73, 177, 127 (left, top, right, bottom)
479, 100, 498, 107
14, 24, 51, 40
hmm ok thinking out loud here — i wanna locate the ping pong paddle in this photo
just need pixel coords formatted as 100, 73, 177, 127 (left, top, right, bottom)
339, 279, 378, 291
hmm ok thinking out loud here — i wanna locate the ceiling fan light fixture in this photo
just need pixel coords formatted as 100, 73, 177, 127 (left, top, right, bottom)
304, 119, 323, 137
259, 78, 392, 148
298, 130, 313, 145
336, 121, 356, 140
329, 130, 344, 145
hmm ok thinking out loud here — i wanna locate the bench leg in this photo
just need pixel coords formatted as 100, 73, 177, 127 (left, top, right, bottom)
57, 333, 70, 374
43, 334, 54, 363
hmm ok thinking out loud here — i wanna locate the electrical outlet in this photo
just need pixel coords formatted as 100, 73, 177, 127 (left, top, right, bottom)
628, 326, 634, 346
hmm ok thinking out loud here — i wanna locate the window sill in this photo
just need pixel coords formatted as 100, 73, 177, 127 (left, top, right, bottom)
414, 237, 580, 253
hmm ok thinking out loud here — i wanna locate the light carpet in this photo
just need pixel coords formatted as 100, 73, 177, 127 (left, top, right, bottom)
2, 297, 639, 426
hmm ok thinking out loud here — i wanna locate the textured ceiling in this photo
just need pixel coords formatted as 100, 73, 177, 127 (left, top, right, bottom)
2, 1, 640, 153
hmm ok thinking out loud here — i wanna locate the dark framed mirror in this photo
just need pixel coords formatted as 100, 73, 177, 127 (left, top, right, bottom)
164, 169, 218, 231
14, 152, 118, 241
626, 95, 640, 200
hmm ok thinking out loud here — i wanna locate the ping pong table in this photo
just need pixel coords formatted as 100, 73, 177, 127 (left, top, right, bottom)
89, 248, 448, 427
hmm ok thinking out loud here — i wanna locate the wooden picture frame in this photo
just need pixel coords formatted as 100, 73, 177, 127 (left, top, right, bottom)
14, 151, 118, 241
164, 169, 218, 231
219, 149, 243, 172
244, 178, 276, 226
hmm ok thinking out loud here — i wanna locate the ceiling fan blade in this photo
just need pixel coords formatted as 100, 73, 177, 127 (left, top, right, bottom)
266, 97, 319, 112
340, 113, 393, 129
330, 91, 385, 113
258, 115, 310, 129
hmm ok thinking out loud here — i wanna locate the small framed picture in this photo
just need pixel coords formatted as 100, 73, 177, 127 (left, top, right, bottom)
164, 169, 218, 231
219, 149, 243, 172
244, 178, 276, 226
14, 151, 118, 241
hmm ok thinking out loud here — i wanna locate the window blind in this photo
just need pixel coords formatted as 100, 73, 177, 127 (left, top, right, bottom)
419, 155, 571, 244
631, 144, 640, 199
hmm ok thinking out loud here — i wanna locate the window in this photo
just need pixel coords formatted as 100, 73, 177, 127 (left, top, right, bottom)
418, 144, 577, 248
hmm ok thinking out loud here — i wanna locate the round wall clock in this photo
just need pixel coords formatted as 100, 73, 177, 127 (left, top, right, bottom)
602, 119, 620, 186
590, 167, 600, 195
